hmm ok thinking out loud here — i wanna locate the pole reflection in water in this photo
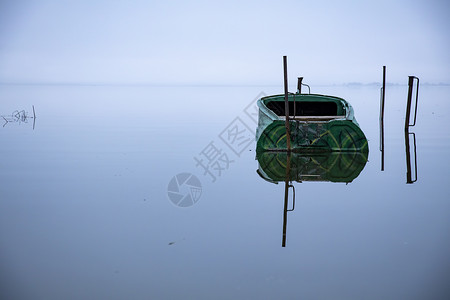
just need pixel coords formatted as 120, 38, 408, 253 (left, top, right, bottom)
257, 151, 368, 247
405, 128, 418, 184
282, 153, 295, 247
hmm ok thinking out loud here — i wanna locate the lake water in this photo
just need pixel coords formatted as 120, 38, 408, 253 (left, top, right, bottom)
1, 84, 449, 299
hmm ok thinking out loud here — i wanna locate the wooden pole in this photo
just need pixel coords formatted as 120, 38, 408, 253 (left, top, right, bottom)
283, 56, 291, 151
380, 66, 386, 171
297, 77, 303, 94
405, 76, 414, 130
381, 66, 386, 122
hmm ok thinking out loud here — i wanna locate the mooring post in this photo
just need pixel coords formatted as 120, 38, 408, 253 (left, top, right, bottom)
283, 56, 291, 151
380, 66, 386, 171
405, 76, 414, 130
381, 66, 386, 121
405, 76, 416, 130
405, 76, 419, 131
297, 77, 303, 94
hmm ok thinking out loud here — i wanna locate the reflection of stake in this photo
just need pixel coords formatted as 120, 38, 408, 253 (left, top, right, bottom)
32, 105, 36, 130
282, 153, 291, 247
405, 128, 418, 184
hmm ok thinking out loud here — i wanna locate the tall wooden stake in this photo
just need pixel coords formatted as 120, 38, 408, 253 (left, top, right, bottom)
380, 66, 386, 171
283, 56, 291, 151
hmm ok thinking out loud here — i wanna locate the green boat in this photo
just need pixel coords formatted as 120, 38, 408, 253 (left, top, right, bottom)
256, 93, 369, 154
254, 65, 369, 247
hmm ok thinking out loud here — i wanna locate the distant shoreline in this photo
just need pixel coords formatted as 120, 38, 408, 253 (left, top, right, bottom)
1, 81, 449, 87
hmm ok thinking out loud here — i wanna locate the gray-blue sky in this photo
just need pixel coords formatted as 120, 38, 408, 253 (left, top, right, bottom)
0, 0, 449, 85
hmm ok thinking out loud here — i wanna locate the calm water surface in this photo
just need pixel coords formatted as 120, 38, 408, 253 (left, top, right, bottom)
1, 84, 449, 299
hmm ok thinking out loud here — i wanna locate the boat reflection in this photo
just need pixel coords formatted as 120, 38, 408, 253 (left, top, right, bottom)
256, 151, 368, 247
257, 151, 368, 184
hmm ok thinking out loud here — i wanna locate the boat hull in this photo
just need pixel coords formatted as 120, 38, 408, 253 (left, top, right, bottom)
256, 119, 369, 153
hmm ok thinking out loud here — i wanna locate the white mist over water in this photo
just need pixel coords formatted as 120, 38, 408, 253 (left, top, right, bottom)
0, 0, 449, 86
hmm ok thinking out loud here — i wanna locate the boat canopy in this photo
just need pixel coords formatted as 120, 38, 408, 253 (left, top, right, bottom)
260, 94, 348, 119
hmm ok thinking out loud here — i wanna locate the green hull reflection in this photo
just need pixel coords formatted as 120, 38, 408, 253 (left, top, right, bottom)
257, 151, 368, 184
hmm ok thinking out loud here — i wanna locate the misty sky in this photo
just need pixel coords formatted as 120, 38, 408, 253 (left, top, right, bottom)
0, 0, 449, 85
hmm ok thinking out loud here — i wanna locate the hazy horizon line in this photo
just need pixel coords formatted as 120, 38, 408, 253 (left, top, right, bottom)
1, 80, 449, 87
